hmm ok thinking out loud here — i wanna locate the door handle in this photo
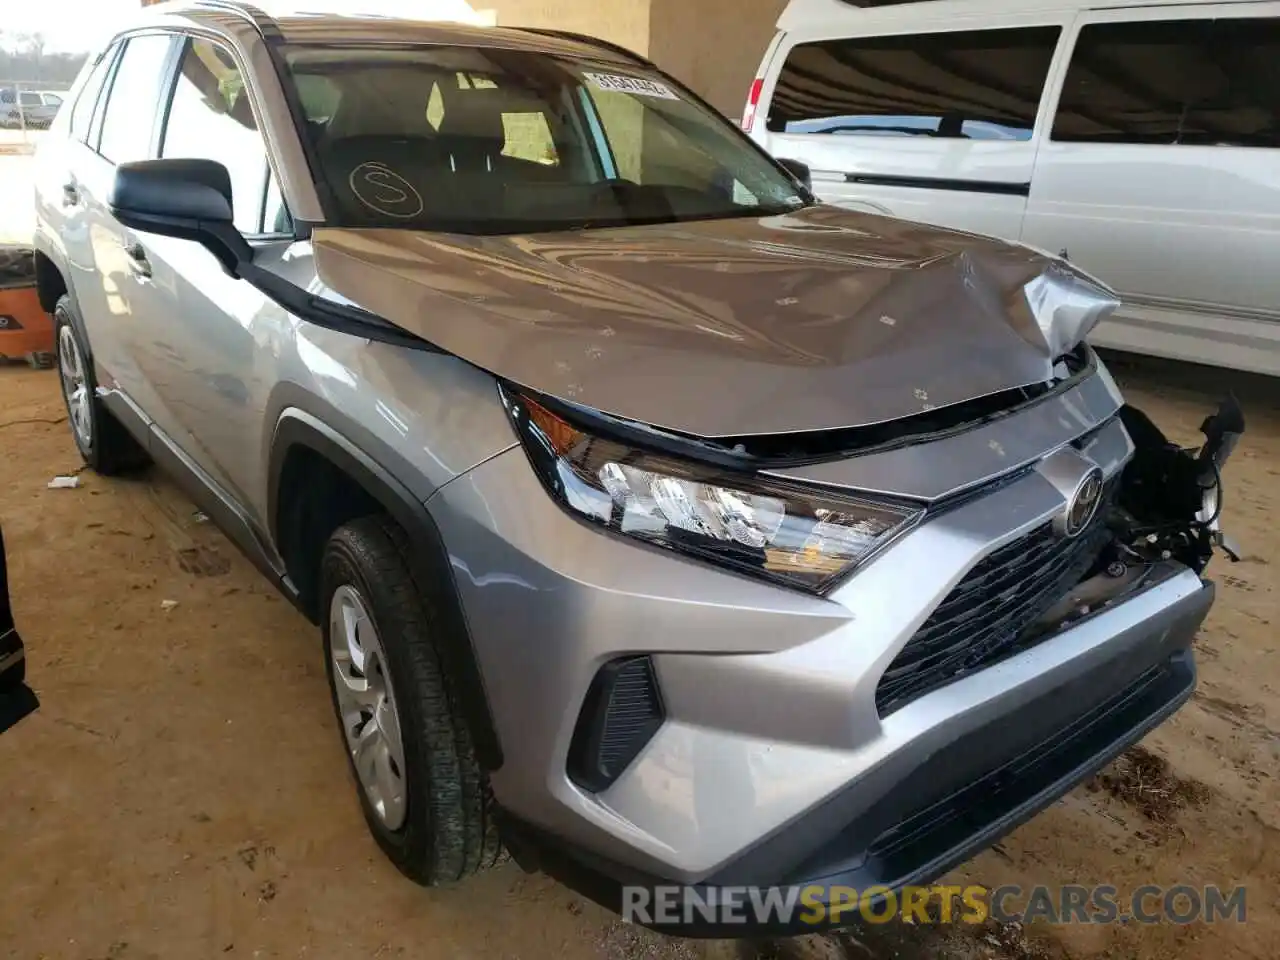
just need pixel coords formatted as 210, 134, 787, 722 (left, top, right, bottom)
61, 181, 80, 207
124, 240, 152, 279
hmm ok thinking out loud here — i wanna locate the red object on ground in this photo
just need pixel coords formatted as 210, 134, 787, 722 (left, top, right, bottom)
0, 244, 54, 367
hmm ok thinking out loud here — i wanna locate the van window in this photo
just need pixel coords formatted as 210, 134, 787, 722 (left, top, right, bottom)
1053, 18, 1280, 147
766, 27, 1061, 142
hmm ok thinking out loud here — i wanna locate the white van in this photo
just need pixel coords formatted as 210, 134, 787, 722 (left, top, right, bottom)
745, 0, 1280, 376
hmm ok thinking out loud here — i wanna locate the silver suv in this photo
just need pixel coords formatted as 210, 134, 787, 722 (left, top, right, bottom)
33, 0, 1242, 935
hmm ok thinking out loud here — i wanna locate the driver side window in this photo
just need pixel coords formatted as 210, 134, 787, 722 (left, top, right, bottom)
160, 37, 289, 235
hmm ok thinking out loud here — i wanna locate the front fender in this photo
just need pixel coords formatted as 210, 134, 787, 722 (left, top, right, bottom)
267, 410, 504, 772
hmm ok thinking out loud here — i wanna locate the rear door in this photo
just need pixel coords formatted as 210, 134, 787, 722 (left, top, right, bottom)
33, 40, 118, 330
65, 33, 178, 396
1022, 4, 1280, 373
757, 15, 1068, 239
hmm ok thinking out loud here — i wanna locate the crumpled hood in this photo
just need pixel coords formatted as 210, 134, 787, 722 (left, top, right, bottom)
311, 205, 1119, 437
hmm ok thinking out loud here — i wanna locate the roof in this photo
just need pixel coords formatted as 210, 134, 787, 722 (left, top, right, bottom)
779, 0, 1273, 32
144, 1, 641, 64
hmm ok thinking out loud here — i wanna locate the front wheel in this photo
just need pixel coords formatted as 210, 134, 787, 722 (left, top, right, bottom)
320, 515, 502, 885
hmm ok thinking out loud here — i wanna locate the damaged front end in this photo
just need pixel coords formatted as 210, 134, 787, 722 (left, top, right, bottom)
1114, 397, 1246, 575
1025, 397, 1245, 656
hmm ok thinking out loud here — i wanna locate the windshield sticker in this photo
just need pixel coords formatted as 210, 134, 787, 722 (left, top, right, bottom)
583, 72, 680, 101
348, 162, 424, 219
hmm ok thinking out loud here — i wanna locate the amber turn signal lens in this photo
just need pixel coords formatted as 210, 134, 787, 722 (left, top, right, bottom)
523, 397, 584, 456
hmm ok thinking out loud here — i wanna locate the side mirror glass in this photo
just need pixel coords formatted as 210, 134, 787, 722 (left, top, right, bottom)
108, 158, 252, 273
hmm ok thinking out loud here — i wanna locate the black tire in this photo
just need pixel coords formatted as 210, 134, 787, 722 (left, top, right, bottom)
53, 295, 149, 475
320, 514, 503, 885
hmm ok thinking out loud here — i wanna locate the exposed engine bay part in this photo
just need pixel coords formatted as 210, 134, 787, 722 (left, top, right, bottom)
1112, 398, 1245, 574
953, 397, 1245, 677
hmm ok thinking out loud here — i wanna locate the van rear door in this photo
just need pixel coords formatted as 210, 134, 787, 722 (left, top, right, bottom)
754, 15, 1070, 240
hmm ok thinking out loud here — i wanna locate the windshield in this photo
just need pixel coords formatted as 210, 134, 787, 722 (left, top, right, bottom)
282, 44, 808, 233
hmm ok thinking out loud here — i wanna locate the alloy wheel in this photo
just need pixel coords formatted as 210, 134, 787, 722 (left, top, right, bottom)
57, 324, 92, 450
329, 584, 408, 831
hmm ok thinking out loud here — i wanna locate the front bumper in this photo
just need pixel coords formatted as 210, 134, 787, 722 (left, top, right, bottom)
501, 578, 1207, 935
427, 409, 1210, 924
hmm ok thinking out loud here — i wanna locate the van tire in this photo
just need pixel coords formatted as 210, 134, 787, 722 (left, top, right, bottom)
319, 515, 503, 885
53, 295, 150, 475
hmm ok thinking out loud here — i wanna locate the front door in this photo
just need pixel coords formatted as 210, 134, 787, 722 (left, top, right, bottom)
118, 36, 290, 518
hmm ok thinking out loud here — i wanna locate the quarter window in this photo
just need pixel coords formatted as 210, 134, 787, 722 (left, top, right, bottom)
161, 39, 271, 234
766, 27, 1062, 141
1053, 18, 1280, 147
97, 34, 175, 164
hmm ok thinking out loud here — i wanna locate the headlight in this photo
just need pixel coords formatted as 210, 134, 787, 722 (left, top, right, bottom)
504, 389, 924, 593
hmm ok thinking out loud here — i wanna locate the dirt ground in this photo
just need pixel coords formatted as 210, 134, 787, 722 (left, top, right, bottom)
0, 355, 1275, 960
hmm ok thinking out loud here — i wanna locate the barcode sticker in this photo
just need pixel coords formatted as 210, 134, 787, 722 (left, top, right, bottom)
583, 72, 680, 101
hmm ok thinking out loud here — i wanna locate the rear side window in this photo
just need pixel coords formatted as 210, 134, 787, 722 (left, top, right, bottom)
1053, 18, 1280, 147
70, 50, 113, 141
98, 34, 175, 163
766, 26, 1062, 141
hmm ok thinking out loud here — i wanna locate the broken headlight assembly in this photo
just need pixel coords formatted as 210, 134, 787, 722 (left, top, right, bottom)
502, 389, 924, 593
1114, 397, 1245, 574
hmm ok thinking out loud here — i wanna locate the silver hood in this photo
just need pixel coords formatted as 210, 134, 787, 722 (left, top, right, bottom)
311, 205, 1119, 438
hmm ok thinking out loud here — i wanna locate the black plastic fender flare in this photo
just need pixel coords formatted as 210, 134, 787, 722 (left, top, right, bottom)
268, 410, 503, 772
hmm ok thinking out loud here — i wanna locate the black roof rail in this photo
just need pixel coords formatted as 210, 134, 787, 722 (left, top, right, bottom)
189, 0, 284, 41
515, 28, 654, 67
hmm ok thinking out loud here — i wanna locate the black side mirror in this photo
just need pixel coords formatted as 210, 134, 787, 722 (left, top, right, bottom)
108, 159, 252, 274
775, 157, 813, 194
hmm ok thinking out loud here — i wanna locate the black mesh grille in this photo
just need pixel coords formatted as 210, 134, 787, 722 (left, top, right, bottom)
568, 657, 664, 792
875, 484, 1117, 715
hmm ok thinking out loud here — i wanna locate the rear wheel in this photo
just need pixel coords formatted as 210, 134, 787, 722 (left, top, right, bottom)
53, 296, 148, 475
320, 515, 502, 884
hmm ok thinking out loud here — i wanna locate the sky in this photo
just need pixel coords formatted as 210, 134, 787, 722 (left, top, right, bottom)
3, 0, 490, 53
2, 0, 140, 53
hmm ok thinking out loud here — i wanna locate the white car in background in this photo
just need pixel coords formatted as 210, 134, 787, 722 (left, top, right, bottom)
0, 89, 64, 129
745, 0, 1280, 377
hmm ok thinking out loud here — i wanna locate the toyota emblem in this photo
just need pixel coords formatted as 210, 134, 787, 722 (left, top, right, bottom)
1063, 468, 1105, 539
